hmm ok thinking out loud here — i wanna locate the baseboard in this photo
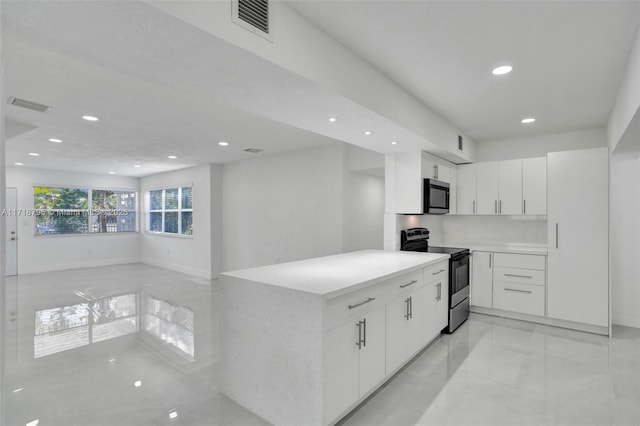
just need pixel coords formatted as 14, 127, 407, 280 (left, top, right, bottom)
141, 258, 212, 280
19, 257, 141, 275
470, 306, 609, 336
612, 313, 640, 329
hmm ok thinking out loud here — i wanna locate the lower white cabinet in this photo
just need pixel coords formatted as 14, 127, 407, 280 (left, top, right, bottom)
386, 286, 427, 374
326, 304, 386, 423
492, 281, 545, 316
470, 251, 493, 308
425, 266, 449, 340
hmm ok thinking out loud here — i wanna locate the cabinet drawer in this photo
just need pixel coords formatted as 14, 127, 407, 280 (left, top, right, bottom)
388, 269, 425, 298
493, 281, 545, 316
424, 261, 448, 283
493, 267, 545, 286
493, 253, 545, 270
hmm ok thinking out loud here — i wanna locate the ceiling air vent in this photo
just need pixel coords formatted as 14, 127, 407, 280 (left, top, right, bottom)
7, 96, 51, 113
244, 148, 264, 154
232, 0, 272, 41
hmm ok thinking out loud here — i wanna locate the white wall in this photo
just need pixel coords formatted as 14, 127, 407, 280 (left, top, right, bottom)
610, 153, 640, 328
222, 143, 385, 271
140, 164, 218, 279
6, 167, 140, 274
475, 128, 606, 162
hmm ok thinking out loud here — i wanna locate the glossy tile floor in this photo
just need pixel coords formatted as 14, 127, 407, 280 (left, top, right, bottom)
2, 264, 640, 426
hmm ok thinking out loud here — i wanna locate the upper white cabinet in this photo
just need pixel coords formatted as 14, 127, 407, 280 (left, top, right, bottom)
389, 151, 456, 214
547, 148, 608, 328
498, 160, 523, 215
522, 157, 547, 215
456, 164, 477, 215
456, 157, 547, 216
476, 162, 500, 214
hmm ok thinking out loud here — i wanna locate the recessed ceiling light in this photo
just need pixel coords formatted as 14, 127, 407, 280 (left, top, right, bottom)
108, 171, 116, 175
218, 141, 229, 146
14, 162, 24, 166
363, 130, 373, 136
391, 141, 398, 145
134, 380, 142, 387
133, 165, 142, 168
82, 115, 99, 122
108, 358, 116, 363
169, 411, 178, 420
328, 117, 337, 122
492, 65, 513, 75
26, 420, 39, 426
12, 388, 24, 393
28, 152, 39, 157
521, 117, 536, 124
168, 155, 178, 159
48, 138, 63, 143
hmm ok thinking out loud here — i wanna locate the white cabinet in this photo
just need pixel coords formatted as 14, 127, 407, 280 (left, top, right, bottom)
456, 164, 477, 215
470, 251, 493, 308
547, 148, 608, 328
492, 253, 546, 317
386, 285, 427, 374
476, 162, 500, 214
522, 157, 547, 215
498, 160, 523, 215
326, 304, 386, 422
424, 261, 449, 340
389, 151, 456, 214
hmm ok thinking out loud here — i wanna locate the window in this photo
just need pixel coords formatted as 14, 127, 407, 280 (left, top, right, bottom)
33, 186, 137, 236
147, 187, 193, 235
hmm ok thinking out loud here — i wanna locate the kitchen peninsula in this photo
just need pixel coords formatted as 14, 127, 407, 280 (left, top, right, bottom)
220, 249, 450, 425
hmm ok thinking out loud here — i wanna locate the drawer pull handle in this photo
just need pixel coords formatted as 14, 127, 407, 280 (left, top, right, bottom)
504, 288, 533, 294
432, 269, 446, 275
400, 280, 418, 288
504, 274, 533, 279
348, 297, 376, 309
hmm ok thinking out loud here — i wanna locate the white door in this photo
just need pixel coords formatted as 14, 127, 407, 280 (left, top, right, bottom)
385, 295, 408, 374
358, 305, 386, 397
434, 160, 451, 183
325, 320, 359, 422
522, 157, 547, 215
547, 148, 609, 327
6, 187, 18, 276
456, 164, 477, 215
498, 160, 523, 215
476, 162, 499, 215
470, 251, 493, 308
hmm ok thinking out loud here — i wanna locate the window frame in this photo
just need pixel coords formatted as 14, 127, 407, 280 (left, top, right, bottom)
146, 186, 193, 237
33, 184, 138, 237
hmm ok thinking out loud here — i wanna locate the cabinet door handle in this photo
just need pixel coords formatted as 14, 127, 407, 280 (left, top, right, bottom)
400, 280, 418, 288
404, 298, 410, 320
409, 296, 413, 319
432, 269, 445, 275
504, 288, 533, 294
356, 321, 362, 349
555, 223, 559, 249
494, 200, 497, 214
436, 282, 442, 301
523, 199, 526, 214
489, 253, 492, 268
473, 200, 476, 214
348, 297, 375, 309
499, 200, 502, 214
504, 273, 533, 279
363, 318, 367, 347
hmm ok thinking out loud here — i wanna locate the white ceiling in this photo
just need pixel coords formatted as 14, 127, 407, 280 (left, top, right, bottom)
289, 0, 640, 142
2, 1, 640, 177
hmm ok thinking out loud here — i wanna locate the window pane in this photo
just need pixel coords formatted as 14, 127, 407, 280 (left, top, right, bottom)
181, 187, 193, 209
181, 211, 193, 235
150, 190, 163, 210
34, 186, 88, 209
165, 188, 178, 209
36, 211, 88, 235
91, 189, 115, 210
165, 212, 178, 233
149, 212, 163, 232
91, 212, 136, 233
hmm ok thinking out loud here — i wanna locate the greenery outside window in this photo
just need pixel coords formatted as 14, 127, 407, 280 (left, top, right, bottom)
147, 187, 193, 236
34, 186, 137, 236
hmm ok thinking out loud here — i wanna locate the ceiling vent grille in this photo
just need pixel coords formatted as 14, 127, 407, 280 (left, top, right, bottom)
232, 0, 272, 41
7, 96, 51, 113
244, 148, 264, 154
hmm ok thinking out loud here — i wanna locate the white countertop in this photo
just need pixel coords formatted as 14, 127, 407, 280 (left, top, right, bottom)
429, 241, 548, 255
221, 249, 449, 298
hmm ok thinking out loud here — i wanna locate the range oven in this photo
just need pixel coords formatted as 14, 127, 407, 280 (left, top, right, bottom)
400, 228, 470, 333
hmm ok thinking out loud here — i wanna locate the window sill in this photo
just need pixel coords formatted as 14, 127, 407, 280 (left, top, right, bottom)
144, 232, 194, 239
34, 232, 138, 238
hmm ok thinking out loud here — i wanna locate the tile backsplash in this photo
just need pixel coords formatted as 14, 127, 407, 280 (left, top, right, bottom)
398, 214, 547, 246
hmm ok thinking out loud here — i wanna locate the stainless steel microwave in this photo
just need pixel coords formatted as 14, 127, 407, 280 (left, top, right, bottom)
424, 179, 450, 214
